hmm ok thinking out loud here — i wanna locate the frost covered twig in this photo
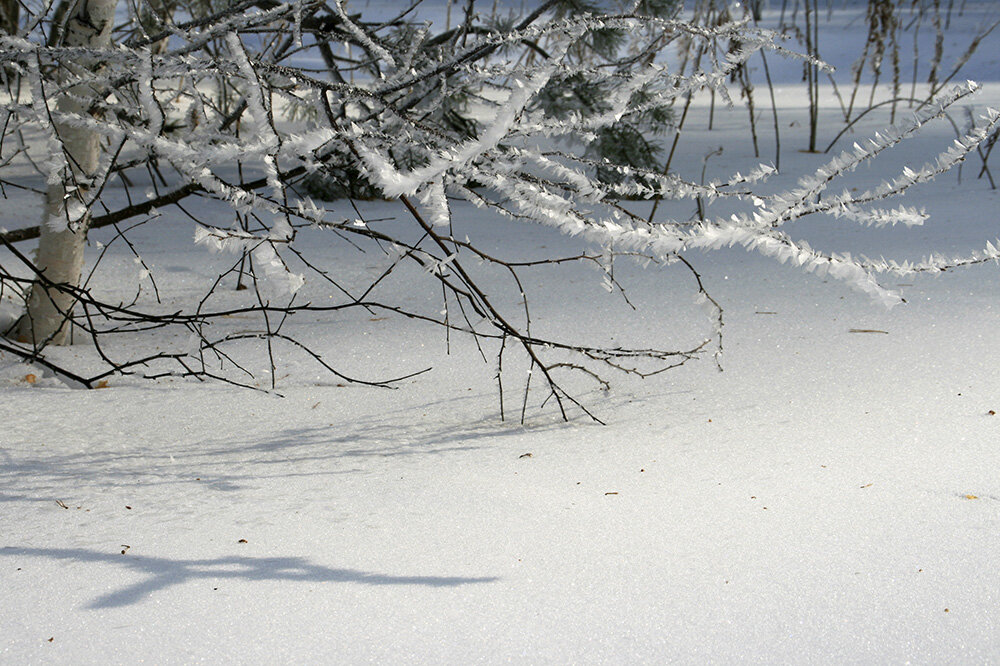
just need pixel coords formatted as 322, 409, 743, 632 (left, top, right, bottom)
1, 0, 997, 421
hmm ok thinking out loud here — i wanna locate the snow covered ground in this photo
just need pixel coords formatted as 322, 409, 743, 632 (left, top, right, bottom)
3, 2, 1000, 663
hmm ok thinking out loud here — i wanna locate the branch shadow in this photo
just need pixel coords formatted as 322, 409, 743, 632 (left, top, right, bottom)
1, 546, 498, 609
0, 390, 582, 497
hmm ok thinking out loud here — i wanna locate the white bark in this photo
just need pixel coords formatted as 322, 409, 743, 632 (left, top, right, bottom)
16, 0, 117, 346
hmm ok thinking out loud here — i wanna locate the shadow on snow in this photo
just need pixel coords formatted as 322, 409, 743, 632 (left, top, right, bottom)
0, 392, 581, 496
1, 546, 499, 609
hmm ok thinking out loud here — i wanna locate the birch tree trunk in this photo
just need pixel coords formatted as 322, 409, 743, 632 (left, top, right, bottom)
16, 0, 118, 346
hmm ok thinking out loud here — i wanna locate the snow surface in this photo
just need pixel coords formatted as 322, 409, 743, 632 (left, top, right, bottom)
3, 2, 1000, 663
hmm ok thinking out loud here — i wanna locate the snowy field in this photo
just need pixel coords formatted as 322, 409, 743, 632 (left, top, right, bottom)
3, 1, 1000, 663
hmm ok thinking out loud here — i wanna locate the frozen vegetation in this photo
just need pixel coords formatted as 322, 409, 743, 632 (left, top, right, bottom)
2, 0, 1000, 662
